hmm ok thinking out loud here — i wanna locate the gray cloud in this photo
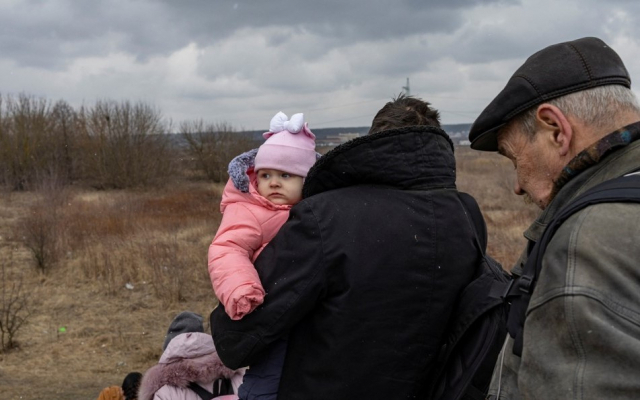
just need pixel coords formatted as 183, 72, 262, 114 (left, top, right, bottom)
0, 0, 511, 68
1, 0, 640, 129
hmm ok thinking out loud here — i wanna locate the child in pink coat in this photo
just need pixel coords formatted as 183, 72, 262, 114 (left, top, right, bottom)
208, 111, 317, 320
208, 112, 317, 400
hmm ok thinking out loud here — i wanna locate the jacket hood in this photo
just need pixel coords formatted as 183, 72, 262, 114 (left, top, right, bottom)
222, 148, 291, 213
303, 126, 456, 198
160, 332, 215, 363
228, 148, 259, 193
138, 333, 236, 400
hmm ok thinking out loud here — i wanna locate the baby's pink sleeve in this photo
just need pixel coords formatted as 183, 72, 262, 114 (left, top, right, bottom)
208, 204, 265, 320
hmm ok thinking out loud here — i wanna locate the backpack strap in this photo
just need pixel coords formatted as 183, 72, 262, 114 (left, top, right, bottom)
457, 192, 488, 256
213, 377, 234, 397
188, 382, 215, 400
188, 378, 235, 399
506, 174, 640, 356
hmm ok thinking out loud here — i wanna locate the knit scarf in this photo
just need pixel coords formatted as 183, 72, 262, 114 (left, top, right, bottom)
553, 121, 640, 194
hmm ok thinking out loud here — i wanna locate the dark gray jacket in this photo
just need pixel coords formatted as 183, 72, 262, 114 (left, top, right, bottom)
489, 131, 640, 399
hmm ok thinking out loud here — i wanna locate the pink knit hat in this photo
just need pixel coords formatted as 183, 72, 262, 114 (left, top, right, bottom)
254, 112, 317, 177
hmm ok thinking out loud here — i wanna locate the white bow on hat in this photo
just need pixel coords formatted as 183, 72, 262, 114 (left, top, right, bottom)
269, 111, 304, 134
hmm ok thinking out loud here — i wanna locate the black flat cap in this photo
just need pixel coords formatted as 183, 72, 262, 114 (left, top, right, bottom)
469, 37, 631, 151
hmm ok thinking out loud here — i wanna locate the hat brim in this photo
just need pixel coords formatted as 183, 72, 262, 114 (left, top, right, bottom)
469, 123, 504, 152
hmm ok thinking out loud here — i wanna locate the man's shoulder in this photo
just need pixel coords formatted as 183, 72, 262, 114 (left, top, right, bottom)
535, 201, 640, 303
564, 201, 640, 242
299, 185, 473, 219
299, 185, 374, 208
552, 173, 640, 242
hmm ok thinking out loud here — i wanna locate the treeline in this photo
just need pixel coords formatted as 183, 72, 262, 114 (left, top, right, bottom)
0, 93, 257, 191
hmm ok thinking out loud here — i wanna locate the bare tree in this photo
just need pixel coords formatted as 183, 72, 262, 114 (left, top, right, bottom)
0, 94, 54, 190
0, 95, 10, 190
0, 95, 81, 191
181, 120, 257, 182
49, 100, 79, 185
77, 100, 176, 189
0, 255, 31, 352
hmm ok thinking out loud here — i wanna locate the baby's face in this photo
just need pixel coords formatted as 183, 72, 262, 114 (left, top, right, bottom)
256, 169, 304, 205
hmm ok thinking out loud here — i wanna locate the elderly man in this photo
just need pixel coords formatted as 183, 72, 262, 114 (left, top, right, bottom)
469, 37, 640, 399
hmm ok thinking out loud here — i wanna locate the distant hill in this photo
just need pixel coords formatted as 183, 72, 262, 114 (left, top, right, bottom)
240, 123, 473, 144
167, 123, 473, 149
239, 126, 370, 140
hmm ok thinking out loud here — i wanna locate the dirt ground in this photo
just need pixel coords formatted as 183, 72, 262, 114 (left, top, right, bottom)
0, 263, 218, 399
0, 184, 221, 399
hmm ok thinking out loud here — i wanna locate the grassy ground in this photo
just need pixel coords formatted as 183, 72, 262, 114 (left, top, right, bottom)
455, 146, 539, 267
0, 147, 537, 399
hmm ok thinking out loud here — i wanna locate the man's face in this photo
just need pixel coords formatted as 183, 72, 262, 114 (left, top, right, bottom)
497, 126, 561, 210
256, 169, 304, 205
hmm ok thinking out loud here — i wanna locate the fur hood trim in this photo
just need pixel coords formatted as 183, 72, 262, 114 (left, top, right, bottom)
138, 334, 236, 400
228, 148, 259, 193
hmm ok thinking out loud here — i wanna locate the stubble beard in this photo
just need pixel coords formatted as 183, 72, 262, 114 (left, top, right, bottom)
524, 179, 559, 210
522, 193, 534, 206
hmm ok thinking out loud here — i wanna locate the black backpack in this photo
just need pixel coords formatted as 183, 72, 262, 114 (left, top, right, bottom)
505, 173, 640, 356
427, 193, 512, 400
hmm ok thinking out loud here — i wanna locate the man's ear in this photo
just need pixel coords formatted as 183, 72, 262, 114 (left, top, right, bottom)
536, 104, 572, 157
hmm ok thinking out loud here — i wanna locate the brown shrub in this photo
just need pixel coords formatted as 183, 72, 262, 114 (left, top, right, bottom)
0, 254, 32, 352
17, 183, 71, 273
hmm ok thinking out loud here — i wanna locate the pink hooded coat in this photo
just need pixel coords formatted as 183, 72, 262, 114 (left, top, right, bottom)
208, 166, 291, 320
138, 332, 242, 400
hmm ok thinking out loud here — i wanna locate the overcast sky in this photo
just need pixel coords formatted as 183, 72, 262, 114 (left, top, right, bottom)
2, 0, 640, 131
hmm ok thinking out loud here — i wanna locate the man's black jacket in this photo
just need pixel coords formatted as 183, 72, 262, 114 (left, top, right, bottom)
211, 126, 482, 399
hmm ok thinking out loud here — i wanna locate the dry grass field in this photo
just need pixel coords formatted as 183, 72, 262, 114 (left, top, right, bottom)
455, 146, 539, 266
0, 146, 538, 399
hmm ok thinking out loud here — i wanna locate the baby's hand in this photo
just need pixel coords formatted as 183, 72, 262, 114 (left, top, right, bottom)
230, 290, 264, 320
235, 297, 252, 318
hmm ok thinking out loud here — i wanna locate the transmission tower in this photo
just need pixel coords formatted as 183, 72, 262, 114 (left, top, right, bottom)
402, 77, 410, 96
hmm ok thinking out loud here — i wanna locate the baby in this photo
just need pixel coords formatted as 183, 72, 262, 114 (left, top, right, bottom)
208, 112, 317, 399
208, 111, 317, 319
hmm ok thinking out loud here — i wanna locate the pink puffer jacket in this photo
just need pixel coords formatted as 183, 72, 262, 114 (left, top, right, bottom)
208, 167, 291, 320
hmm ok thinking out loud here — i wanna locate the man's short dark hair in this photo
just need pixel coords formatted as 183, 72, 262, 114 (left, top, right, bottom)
369, 94, 441, 134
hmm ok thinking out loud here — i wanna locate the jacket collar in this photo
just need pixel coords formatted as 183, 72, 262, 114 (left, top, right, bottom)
524, 121, 640, 242
552, 121, 640, 197
303, 126, 456, 198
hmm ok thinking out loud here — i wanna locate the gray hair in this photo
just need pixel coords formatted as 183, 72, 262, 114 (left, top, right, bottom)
506, 85, 640, 139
